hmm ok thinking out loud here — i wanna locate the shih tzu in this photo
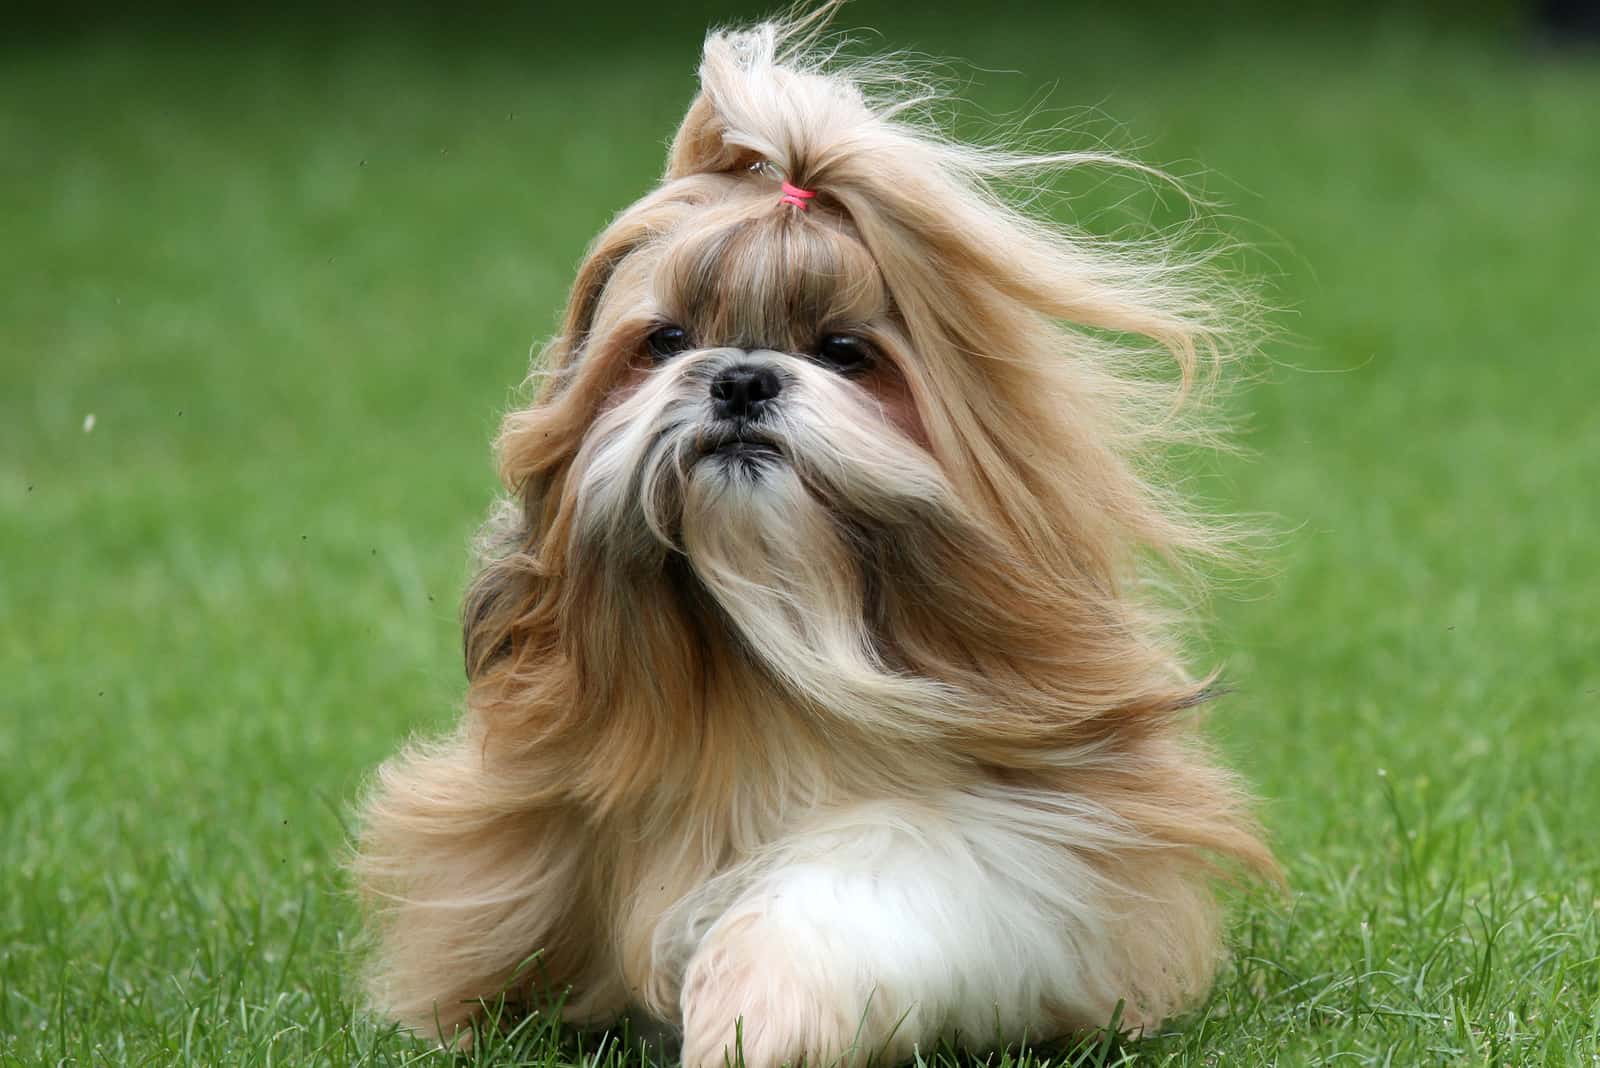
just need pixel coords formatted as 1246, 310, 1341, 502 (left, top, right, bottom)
354, 8, 1275, 1065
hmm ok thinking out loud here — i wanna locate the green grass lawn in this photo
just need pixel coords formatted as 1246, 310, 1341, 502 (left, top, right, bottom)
4, 2, 1598, 1064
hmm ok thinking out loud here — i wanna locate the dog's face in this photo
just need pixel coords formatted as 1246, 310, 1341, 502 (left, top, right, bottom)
568, 193, 947, 570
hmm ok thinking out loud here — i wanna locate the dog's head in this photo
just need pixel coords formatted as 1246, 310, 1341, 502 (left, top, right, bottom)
465, 13, 1245, 760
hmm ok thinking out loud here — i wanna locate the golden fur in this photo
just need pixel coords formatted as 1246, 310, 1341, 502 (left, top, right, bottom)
354, 8, 1274, 1065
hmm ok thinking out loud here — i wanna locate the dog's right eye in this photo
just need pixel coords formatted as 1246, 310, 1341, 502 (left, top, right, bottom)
814, 333, 875, 375
647, 325, 692, 362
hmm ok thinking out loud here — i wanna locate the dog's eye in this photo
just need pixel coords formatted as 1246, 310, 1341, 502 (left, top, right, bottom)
813, 334, 874, 375
647, 325, 692, 362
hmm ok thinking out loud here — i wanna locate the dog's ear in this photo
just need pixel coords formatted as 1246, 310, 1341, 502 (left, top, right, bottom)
476, 208, 672, 679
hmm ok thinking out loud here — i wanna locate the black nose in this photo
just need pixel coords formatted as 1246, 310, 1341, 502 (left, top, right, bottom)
710, 363, 784, 420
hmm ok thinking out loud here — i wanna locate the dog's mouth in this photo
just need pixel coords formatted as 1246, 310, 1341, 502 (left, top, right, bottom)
695, 427, 783, 462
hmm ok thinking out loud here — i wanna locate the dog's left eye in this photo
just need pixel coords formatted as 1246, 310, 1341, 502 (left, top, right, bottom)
813, 334, 875, 375
647, 325, 692, 362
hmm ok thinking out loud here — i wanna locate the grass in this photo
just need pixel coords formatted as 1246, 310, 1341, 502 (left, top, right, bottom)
3, 2, 1598, 1064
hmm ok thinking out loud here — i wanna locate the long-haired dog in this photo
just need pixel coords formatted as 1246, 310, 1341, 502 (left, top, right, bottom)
355, 9, 1274, 1065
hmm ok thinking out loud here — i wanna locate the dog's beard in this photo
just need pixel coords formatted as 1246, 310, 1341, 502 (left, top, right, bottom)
568, 348, 964, 722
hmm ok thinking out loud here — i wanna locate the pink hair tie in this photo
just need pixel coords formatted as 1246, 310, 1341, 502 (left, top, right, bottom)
779, 180, 816, 210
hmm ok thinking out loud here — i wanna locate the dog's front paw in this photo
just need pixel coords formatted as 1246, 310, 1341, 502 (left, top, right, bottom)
678, 915, 876, 1068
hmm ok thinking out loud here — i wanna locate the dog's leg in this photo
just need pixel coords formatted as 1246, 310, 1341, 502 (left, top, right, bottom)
676, 795, 1217, 1068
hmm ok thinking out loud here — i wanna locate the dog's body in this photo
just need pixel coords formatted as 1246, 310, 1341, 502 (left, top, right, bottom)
355, 11, 1272, 1065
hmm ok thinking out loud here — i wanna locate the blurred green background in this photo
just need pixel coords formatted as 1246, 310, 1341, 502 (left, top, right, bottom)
3, 2, 1598, 1064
